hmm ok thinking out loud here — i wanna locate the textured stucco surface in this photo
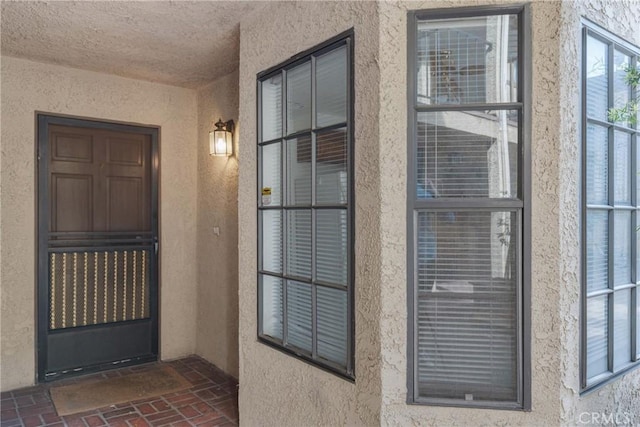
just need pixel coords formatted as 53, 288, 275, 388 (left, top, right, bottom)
237, 1, 382, 426
0, 57, 199, 391
558, 1, 640, 425
195, 70, 240, 378
0, 1, 262, 88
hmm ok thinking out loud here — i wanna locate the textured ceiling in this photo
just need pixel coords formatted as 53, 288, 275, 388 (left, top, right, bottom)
1, 1, 265, 88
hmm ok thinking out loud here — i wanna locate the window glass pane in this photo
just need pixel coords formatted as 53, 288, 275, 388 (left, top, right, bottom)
316, 128, 348, 205
416, 210, 517, 401
286, 280, 312, 352
260, 275, 283, 340
613, 289, 631, 369
260, 143, 281, 206
261, 74, 282, 141
614, 211, 631, 285
586, 36, 609, 121
416, 15, 518, 106
586, 295, 609, 379
416, 110, 518, 199
586, 210, 608, 292
316, 210, 347, 286
316, 46, 347, 127
286, 136, 311, 206
613, 131, 631, 205
287, 62, 311, 134
586, 124, 609, 205
317, 286, 348, 365
261, 210, 282, 273
613, 50, 631, 114
286, 210, 311, 279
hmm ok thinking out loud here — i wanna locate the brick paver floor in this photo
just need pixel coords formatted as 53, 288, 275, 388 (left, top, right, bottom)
0, 356, 238, 427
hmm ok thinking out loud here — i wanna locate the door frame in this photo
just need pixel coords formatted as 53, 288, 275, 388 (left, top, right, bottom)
36, 113, 160, 382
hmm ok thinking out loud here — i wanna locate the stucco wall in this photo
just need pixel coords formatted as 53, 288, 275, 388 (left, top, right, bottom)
195, 70, 240, 378
558, 1, 640, 425
237, 1, 382, 426
0, 56, 199, 391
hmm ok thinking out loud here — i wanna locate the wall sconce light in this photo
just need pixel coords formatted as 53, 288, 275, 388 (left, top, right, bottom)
209, 118, 234, 156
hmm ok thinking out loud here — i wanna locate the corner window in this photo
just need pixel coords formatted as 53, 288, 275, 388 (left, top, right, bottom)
408, 6, 529, 408
257, 32, 354, 378
581, 21, 639, 392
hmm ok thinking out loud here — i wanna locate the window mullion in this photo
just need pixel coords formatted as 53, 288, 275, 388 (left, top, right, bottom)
586, 116, 637, 134
607, 208, 614, 373
415, 102, 523, 112
606, 40, 616, 372
415, 199, 524, 210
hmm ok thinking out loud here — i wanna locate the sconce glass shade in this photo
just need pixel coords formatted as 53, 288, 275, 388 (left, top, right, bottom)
209, 119, 234, 156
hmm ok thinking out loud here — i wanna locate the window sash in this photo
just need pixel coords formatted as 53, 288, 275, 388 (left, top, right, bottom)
257, 32, 354, 379
581, 21, 640, 392
408, 5, 530, 409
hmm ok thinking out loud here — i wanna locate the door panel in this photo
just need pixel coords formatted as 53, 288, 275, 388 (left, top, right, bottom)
38, 116, 158, 381
52, 133, 93, 163
106, 136, 144, 166
107, 177, 144, 231
47, 321, 153, 372
51, 174, 93, 232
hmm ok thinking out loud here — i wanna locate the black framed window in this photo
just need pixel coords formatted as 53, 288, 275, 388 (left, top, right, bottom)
581, 20, 639, 392
407, 6, 530, 409
257, 31, 354, 379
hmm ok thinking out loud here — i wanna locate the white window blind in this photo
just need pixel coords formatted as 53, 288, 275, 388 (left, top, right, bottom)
409, 7, 528, 408
416, 211, 517, 401
258, 34, 353, 377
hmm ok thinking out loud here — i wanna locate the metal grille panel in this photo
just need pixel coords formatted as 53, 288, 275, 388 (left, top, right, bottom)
49, 250, 150, 330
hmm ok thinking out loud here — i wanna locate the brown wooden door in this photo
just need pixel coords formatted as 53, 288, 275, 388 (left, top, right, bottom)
38, 116, 159, 381
49, 125, 151, 233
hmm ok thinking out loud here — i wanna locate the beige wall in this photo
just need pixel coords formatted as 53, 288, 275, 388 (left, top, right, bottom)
237, 1, 382, 425
0, 56, 199, 391
195, 70, 240, 378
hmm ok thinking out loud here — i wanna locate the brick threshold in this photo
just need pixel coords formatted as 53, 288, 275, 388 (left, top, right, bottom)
0, 356, 238, 427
